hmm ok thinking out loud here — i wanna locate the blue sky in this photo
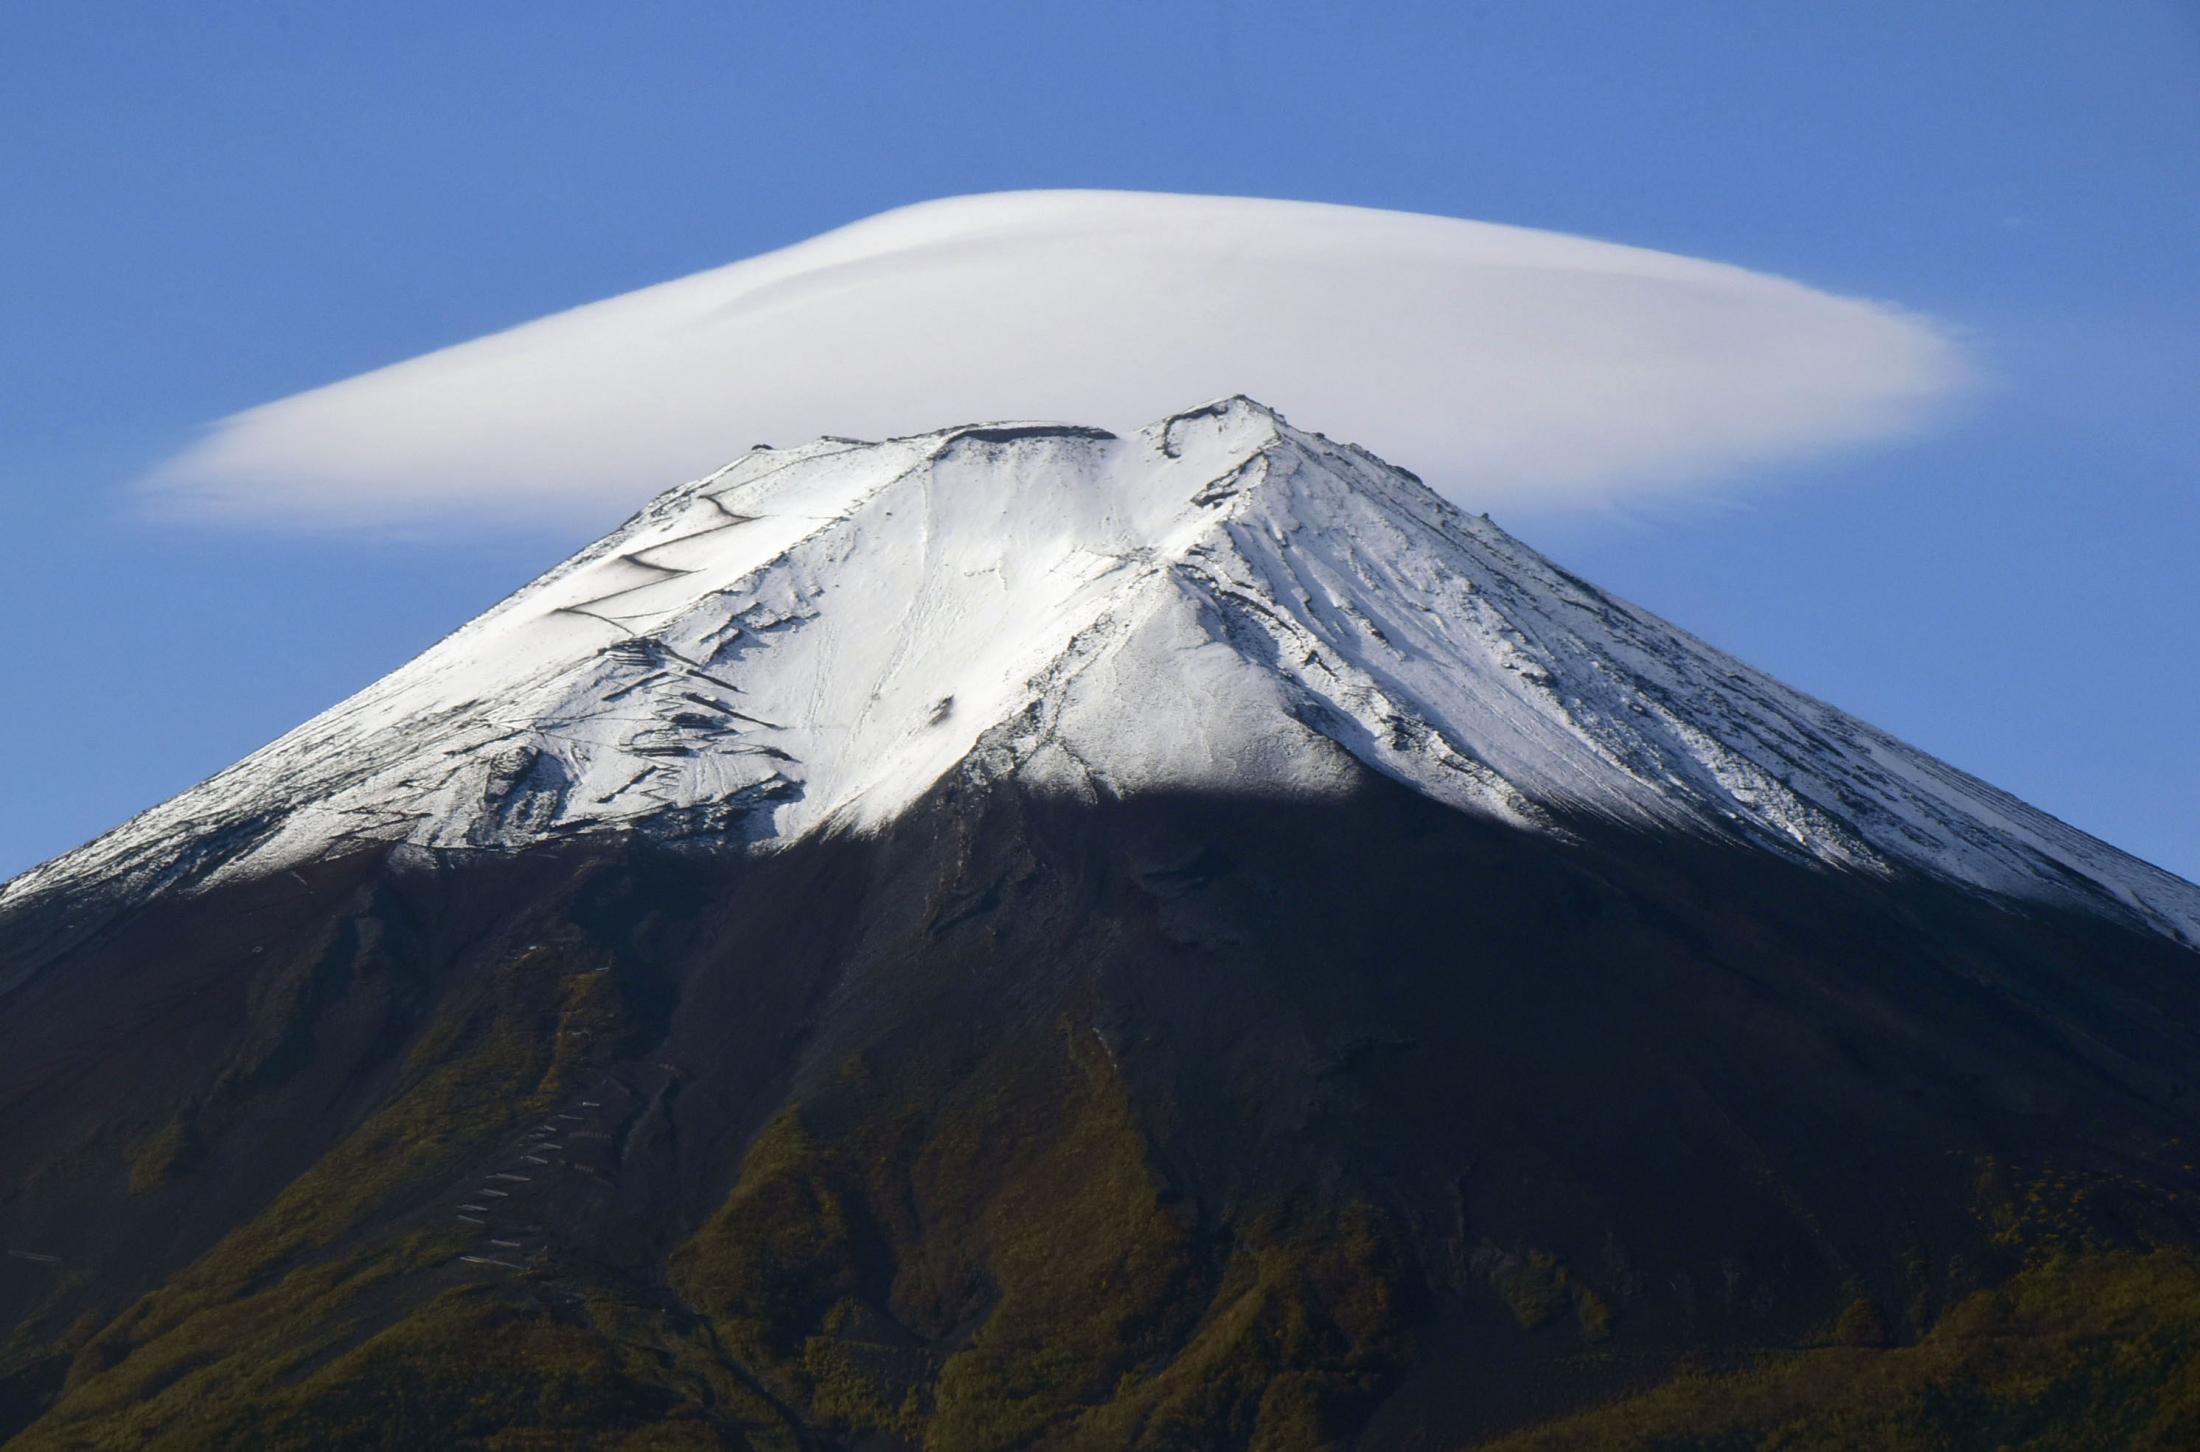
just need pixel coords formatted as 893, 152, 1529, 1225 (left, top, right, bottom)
2, 1, 2195, 881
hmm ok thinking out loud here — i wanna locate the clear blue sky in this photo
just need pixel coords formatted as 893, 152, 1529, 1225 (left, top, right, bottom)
2, 1, 2195, 881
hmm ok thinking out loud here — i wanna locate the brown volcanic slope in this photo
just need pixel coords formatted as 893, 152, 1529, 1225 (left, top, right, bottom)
3, 759, 2199, 1449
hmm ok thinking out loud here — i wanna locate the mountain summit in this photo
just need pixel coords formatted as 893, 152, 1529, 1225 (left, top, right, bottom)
9, 397, 2194, 947
5, 402, 2199, 1450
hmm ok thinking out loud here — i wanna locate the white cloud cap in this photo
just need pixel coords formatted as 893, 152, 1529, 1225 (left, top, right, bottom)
145, 190, 1967, 529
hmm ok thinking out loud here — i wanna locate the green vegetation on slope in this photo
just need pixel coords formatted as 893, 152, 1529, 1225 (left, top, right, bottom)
13, 950, 665, 1450
1478, 1247, 2200, 1451
672, 1023, 1411, 1451
203, 1286, 759, 1452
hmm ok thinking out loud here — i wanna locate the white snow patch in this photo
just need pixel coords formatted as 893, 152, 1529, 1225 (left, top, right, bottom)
16, 398, 2196, 952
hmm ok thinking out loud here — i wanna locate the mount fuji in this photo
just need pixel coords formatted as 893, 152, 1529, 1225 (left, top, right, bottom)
4, 400, 2198, 1450
8, 397, 2193, 946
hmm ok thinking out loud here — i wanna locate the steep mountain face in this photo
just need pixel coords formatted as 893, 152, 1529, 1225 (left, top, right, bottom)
3, 401, 2199, 1451
7, 397, 2193, 945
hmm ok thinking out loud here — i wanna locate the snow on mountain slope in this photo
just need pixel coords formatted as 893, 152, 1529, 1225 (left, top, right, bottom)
7, 398, 2196, 946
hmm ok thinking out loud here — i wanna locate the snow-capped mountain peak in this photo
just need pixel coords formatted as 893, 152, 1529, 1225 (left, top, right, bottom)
7, 397, 2196, 947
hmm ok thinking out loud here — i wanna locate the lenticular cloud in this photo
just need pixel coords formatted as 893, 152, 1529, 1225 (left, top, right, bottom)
145, 191, 1967, 529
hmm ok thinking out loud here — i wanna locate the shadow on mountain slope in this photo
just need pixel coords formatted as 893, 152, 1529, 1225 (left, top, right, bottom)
3, 766, 2198, 1448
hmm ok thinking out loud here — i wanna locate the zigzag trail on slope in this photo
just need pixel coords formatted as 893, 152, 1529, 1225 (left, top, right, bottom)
5, 397, 2195, 950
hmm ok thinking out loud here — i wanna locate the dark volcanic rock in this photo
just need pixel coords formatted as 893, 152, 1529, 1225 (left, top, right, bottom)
4, 763, 2198, 1448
